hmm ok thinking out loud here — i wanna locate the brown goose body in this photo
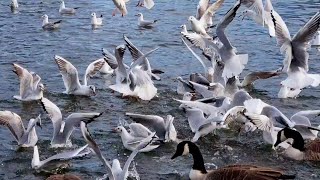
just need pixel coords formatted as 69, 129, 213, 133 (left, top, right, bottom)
171, 141, 295, 180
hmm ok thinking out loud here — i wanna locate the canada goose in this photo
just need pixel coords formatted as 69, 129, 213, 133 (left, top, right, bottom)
274, 127, 320, 161
172, 141, 295, 180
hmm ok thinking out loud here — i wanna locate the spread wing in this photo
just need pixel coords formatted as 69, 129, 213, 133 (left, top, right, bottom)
0, 111, 25, 142
84, 59, 105, 85
12, 63, 34, 99
54, 55, 81, 92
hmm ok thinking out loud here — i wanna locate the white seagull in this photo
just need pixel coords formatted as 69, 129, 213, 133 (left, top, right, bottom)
12, 63, 44, 101
41, 14, 62, 31
136, 13, 157, 28
125, 113, 177, 142
91, 12, 103, 26
31, 144, 90, 170
10, 0, 19, 12
112, 0, 128, 17
0, 111, 41, 147
59, 0, 78, 15
81, 122, 156, 180
113, 124, 160, 152
271, 11, 320, 98
40, 97, 103, 148
54, 55, 105, 96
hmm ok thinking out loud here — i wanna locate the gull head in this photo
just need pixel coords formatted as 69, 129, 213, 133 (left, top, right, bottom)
91, 12, 96, 17
38, 83, 45, 92
113, 126, 124, 133
135, 13, 143, 17
188, 16, 195, 22
41, 14, 48, 19
89, 85, 96, 96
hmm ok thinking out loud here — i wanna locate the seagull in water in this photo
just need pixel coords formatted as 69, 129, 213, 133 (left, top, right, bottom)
59, 0, 78, 15
40, 97, 103, 148
0, 111, 41, 147
112, 0, 128, 17
113, 123, 160, 152
136, 0, 155, 9
103, 44, 159, 100
10, 0, 19, 12
81, 122, 157, 180
41, 14, 62, 31
125, 113, 177, 142
91, 12, 103, 26
136, 13, 157, 28
271, 11, 320, 98
31, 144, 90, 170
54, 55, 105, 96
12, 63, 44, 101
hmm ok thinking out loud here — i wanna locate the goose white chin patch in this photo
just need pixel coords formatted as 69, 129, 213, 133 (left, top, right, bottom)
183, 143, 190, 155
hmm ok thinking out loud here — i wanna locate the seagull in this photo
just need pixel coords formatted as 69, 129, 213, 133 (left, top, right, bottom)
184, 107, 225, 142
10, 0, 19, 12
123, 35, 162, 81
41, 14, 62, 31
189, 0, 225, 37
12, 63, 44, 101
81, 122, 157, 180
136, 13, 157, 28
59, 0, 78, 15
136, 0, 155, 9
271, 11, 320, 98
112, 0, 128, 17
91, 12, 103, 26
54, 55, 105, 96
113, 124, 160, 152
125, 113, 177, 142
31, 144, 90, 170
196, 0, 212, 26
0, 111, 41, 147
240, 0, 275, 37
215, 0, 248, 80
103, 45, 159, 100
40, 97, 103, 148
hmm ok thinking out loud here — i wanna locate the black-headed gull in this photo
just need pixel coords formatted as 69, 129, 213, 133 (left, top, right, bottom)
91, 12, 103, 26
59, 0, 78, 15
112, 0, 128, 17
136, 13, 157, 28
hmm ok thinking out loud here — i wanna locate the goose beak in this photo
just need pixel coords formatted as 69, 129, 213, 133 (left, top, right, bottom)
171, 152, 179, 159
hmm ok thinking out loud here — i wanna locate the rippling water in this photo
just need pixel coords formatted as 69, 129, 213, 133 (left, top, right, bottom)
0, 0, 320, 179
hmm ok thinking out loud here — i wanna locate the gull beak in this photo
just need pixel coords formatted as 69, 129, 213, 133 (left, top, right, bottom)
112, 128, 118, 133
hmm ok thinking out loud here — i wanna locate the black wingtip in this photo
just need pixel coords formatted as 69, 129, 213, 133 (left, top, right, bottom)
279, 174, 296, 179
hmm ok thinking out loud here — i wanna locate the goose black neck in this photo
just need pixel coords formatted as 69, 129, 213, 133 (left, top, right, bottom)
285, 128, 305, 151
188, 142, 208, 174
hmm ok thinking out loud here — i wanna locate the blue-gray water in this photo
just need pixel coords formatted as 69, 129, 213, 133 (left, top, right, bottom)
0, 0, 320, 179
